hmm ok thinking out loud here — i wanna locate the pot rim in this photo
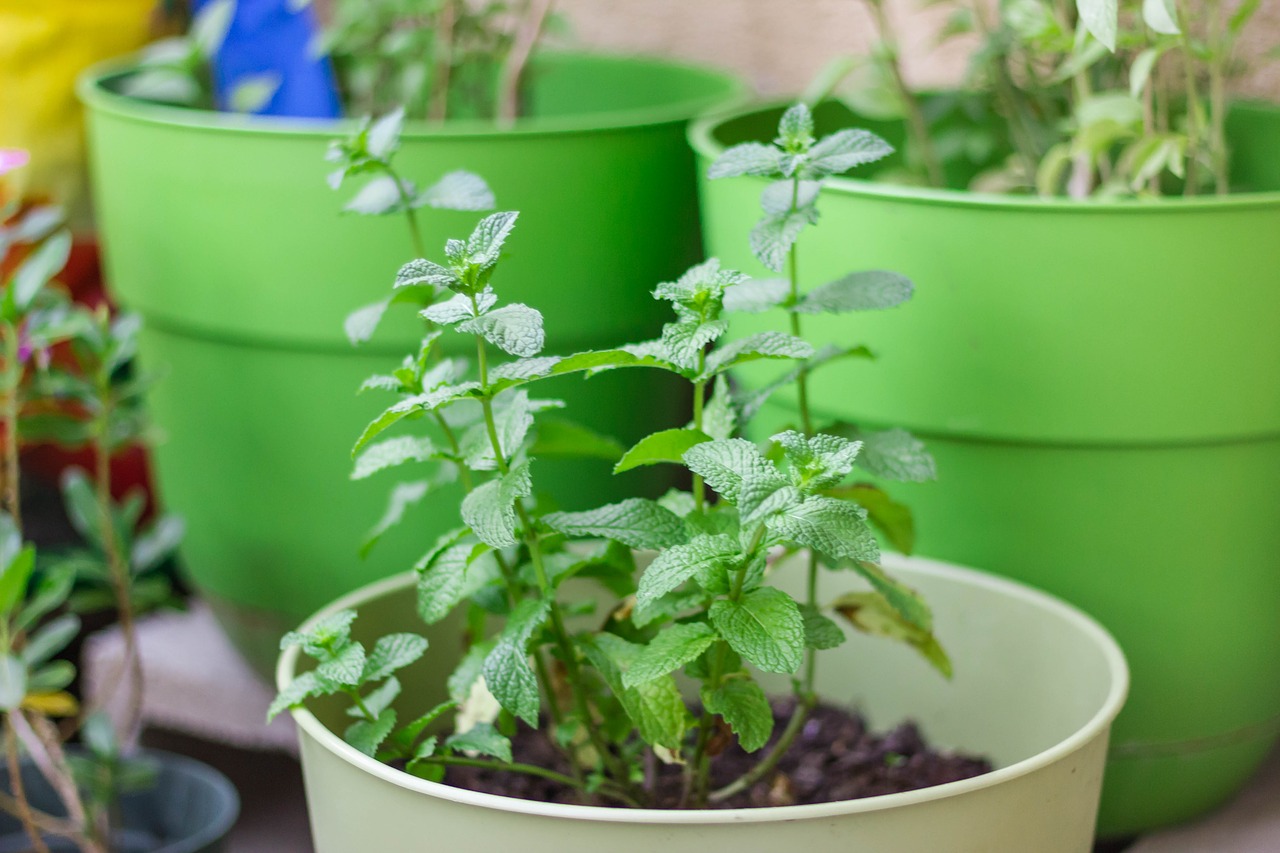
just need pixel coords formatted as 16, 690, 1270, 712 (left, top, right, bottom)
687, 98, 1280, 213
77, 51, 747, 140
278, 553, 1129, 825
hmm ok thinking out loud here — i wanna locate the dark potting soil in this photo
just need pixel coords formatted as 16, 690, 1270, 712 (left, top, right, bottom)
442, 698, 993, 809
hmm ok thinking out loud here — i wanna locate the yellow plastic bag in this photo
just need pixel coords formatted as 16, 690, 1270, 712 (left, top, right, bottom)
0, 0, 156, 229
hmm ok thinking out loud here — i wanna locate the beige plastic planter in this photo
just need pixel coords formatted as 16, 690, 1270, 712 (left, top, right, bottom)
279, 555, 1128, 852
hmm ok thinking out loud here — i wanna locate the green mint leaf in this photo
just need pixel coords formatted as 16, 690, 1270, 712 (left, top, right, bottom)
636, 534, 738, 607
386, 700, 457, 759
582, 634, 692, 750
772, 430, 862, 490
228, 72, 280, 114
703, 674, 773, 752
543, 498, 687, 551
446, 722, 513, 762
702, 331, 814, 378
736, 344, 872, 422
350, 677, 401, 719
700, 376, 738, 441
461, 463, 532, 549
750, 208, 815, 273
462, 391, 541, 470
833, 591, 951, 677
709, 587, 805, 674
416, 170, 495, 212
805, 129, 894, 178
1140, 0, 1179, 34
707, 142, 786, 179
362, 473, 455, 558
482, 598, 551, 726
760, 180, 821, 215
345, 708, 398, 757
767, 496, 879, 563
345, 299, 390, 346
416, 542, 475, 624
396, 258, 459, 290
832, 483, 915, 554
467, 211, 518, 269
777, 103, 815, 150
352, 436, 439, 480
19, 614, 79, 667
13, 230, 71, 310
344, 176, 408, 215
423, 289, 496, 325
405, 738, 445, 781
366, 108, 405, 159
652, 258, 745, 308
615, 429, 712, 474
795, 271, 913, 314
723, 278, 790, 314
835, 426, 937, 482
799, 604, 846, 650
842, 559, 934, 633
363, 633, 429, 682
316, 641, 367, 686
660, 320, 728, 372
268, 671, 339, 721
457, 304, 544, 358
737, 479, 803, 526
656, 489, 697, 518
351, 382, 481, 454
682, 438, 781, 504
129, 514, 185, 575
489, 356, 562, 385
1076, 0, 1119, 51
530, 417, 624, 461
622, 622, 718, 688
632, 589, 705, 629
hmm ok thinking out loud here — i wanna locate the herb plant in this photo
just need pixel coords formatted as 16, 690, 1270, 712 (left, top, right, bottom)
275, 104, 947, 809
0, 183, 183, 851
841, 0, 1271, 196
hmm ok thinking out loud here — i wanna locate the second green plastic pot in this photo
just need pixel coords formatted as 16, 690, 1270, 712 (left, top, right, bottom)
78, 52, 744, 672
689, 99, 1280, 836
280, 555, 1128, 853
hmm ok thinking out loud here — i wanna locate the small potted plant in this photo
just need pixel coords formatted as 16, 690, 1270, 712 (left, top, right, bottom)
76, 1, 745, 670
0, 160, 237, 852
274, 107, 1127, 852
688, 0, 1280, 834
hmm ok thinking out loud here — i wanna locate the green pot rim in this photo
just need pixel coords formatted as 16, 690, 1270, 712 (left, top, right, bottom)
688, 98, 1280, 213
278, 554, 1128, 825
78, 51, 747, 140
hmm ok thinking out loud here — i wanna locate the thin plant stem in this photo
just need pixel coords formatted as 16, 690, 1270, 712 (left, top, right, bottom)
1206, 0, 1229, 194
11, 713, 100, 853
411, 753, 639, 806
4, 718, 51, 853
381, 163, 426, 259
2, 330, 21, 529
428, 0, 457, 122
865, 0, 944, 187
708, 697, 812, 803
497, 0, 553, 126
692, 349, 707, 512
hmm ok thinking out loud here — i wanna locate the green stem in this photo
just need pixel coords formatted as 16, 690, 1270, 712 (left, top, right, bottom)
381, 162, 427, 258
413, 753, 638, 806
1206, 0, 1229, 194
2, 329, 21, 530
692, 348, 707, 512
707, 693, 815, 803
866, 0, 943, 187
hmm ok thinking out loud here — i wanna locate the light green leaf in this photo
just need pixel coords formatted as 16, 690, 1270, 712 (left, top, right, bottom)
661, 319, 728, 372
1076, 0, 1118, 51
799, 604, 846, 650
582, 634, 692, 750
702, 331, 813, 378
622, 622, 718, 688
345, 300, 389, 345
458, 304, 544, 357
467, 211, 518, 268
723, 278, 790, 314
424, 291, 492, 325
709, 587, 805, 674
796, 270, 913, 314
761, 180, 821, 215
850, 427, 937, 482
833, 591, 951, 677
13, 231, 71, 308
316, 642, 366, 686
351, 677, 401, 719
417, 541, 475, 625
363, 634, 428, 682
750, 209, 814, 273
615, 429, 712, 474
228, 72, 280, 113
636, 534, 738, 607
482, 598, 550, 726
268, 672, 337, 721
767, 496, 880, 563
366, 108, 405, 159
417, 170, 495, 212
344, 175, 406, 215
701, 376, 738, 441
396, 258, 458, 290
1130, 48, 1163, 98
806, 128, 894, 177
703, 674, 773, 752
1142, 0, 1179, 35
773, 430, 862, 490
448, 642, 494, 703
446, 722, 513, 762
361, 480, 435, 557
191, 0, 235, 55
778, 103, 815, 148
0, 542, 35, 617
352, 436, 438, 480
352, 382, 480, 454
737, 480, 802, 525
682, 438, 782, 504
707, 143, 785, 179
543, 498, 686, 551
20, 614, 80, 667
461, 463, 531, 548
835, 483, 915, 555
345, 708, 398, 757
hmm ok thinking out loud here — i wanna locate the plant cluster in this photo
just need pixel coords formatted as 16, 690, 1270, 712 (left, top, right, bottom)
0, 187, 184, 851
275, 104, 946, 809
841, 0, 1271, 196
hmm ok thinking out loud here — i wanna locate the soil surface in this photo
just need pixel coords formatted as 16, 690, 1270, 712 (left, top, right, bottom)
443, 698, 993, 809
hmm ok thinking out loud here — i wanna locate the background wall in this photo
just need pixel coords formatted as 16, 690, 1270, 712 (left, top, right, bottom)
557, 0, 1280, 99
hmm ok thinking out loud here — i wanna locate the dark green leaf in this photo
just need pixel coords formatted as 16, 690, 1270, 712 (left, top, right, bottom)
615, 429, 712, 474
345, 708, 398, 757
709, 587, 805, 674
799, 604, 846, 650
703, 674, 773, 752
622, 622, 718, 688
363, 633, 428, 681
768, 495, 879, 563
446, 722, 513, 762
543, 498, 686, 551
636, 534, 738, 607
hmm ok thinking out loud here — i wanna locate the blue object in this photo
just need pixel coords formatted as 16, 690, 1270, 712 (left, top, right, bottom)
195, 0, 342, 118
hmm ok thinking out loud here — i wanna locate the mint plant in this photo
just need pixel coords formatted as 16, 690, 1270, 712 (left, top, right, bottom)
276, 105, 949, 809
0, 194, 178, 851
838, 0, 1271, 196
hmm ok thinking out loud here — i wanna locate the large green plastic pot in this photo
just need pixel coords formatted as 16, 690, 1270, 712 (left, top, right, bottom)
77, 53, 744, 673
689, 99, 1280, 836
279, 554, 1127, 852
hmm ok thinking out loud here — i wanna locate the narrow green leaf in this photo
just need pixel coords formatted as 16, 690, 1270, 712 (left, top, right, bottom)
636, 534, 738, 607
467, 211, 519, 268
796, 270, 913, 314
615, 429, 712, 473
543, 498, 687, 551
363, 634, 429, 682
1142, 0, 1180, 35
1076, 0, 1118, 51
20, 614, 80, 666
833, 591, 952, 677
622, 622, 718, 688
361, 480, 430, 557
530, 417, 625, 461
707, 143, 785, 180
352, 436, 438, 480
13, 231, 71, 308
710, 587, 805, 674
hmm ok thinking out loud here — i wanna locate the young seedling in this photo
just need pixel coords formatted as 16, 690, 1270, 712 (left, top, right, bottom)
277, 105, 955, 809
